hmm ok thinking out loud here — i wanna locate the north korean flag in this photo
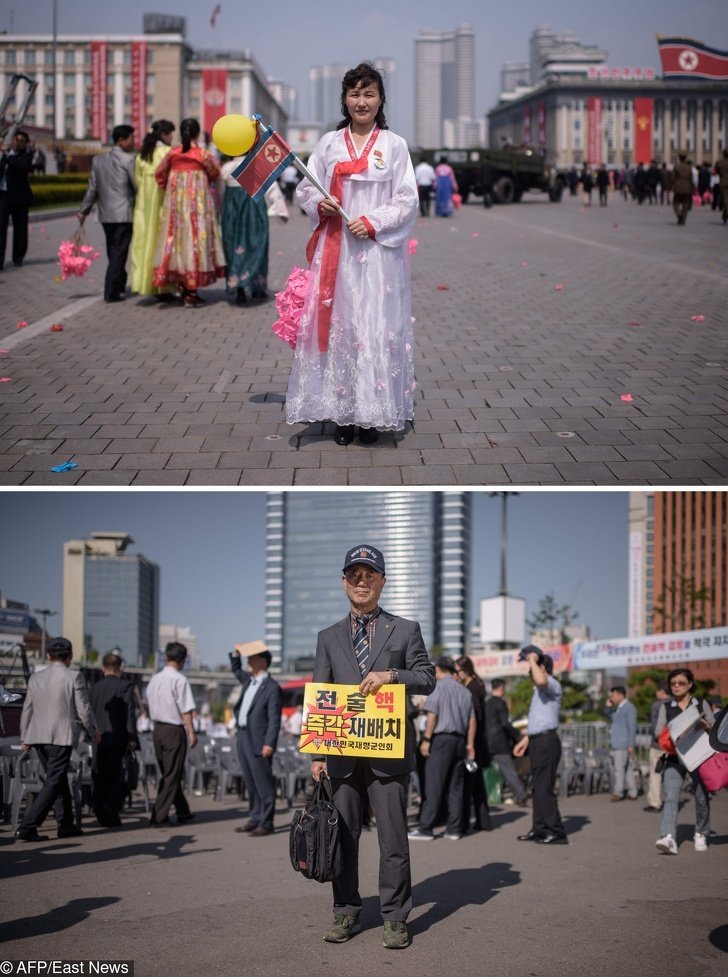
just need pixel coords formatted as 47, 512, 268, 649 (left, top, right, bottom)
658, 37, 728, 80
232, 127, 295, 202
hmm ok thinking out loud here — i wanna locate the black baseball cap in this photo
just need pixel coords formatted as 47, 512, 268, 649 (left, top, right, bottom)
342, 544, 385, 575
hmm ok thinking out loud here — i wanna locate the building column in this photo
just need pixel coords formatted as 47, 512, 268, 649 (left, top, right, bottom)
113, 49, 124, 128
55, 67, 63, 140
75, 69, 84, 140
241, 69, 253, 118
35, 72, 45, 128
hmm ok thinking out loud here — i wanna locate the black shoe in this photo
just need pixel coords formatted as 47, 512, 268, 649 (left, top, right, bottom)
15, 829, 49, 843
334, 425, 356, 445
250, 825, 274, 836
235, 287, 248, 306
533, 833, 568, 845
643, 805, 662, 812
57, 826, 84, 838
234, 821, 258, 834
359, 427, 379, 445
156, 292, 178, 303
177, 812, 196, 825
149, 818, 171, 828
517, 830, 542, 842
104, 295, 125, 303
13, 260, 23, 267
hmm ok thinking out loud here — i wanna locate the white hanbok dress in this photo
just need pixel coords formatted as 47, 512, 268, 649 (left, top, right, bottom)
285, 126, 418, 431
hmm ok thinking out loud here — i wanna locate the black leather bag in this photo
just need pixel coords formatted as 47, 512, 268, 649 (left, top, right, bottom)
289, 777, 343, 883
121, 746, 140, 794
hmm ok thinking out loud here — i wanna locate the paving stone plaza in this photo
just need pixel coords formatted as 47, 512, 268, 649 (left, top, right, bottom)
0, 192, 725, 486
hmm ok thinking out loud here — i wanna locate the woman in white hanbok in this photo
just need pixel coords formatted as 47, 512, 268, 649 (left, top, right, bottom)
286, 63, 418, 445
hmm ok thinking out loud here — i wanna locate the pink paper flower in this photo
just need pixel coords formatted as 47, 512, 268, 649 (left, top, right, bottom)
50, 324, 64, 333
271, 266, 312, 350
56, 238, 100, 280
553, 283, 564, 291
620, 394, 634, 402
691, 314, 705, 322
16, 320, 28, 329
0, 377, 11, 382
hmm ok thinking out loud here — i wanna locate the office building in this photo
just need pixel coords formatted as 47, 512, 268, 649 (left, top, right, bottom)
490, 27, 728, 167
265, 492, 471, 670
63, 532, 159, 666
629, 492, 728, 694
308, 63, 348, 129
158, 624, 199, 670
0, 14, 288, 144
414, 24, 476, 147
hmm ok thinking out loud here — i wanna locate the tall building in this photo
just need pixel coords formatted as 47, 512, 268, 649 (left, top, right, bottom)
159, 624, 199, 670
308, 63, 347, 129
629, 492, 728, 694
414, 24, 476, 148
529, 25, 607, 86
63, 532, 160, 666
265, 492, 471, 670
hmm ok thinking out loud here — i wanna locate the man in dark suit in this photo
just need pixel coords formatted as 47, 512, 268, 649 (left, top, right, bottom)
0, 129, 34, 270
311, 544, 435, 950
88, 650, 138, 827
229, 640, 282, 837
485, 678, 527, 805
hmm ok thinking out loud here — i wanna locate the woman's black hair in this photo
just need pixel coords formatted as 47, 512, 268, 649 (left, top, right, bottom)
455, 655, 486, 692
337, 62, 388, 131
140, 119, 176, 162
667, 667, 695, 693
180, 117, 201, 153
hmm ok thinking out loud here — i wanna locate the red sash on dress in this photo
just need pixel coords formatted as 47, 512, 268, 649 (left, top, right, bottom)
305, 127, 379, 352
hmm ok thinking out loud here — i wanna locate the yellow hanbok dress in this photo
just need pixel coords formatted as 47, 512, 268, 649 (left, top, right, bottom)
130, 143, 170, 295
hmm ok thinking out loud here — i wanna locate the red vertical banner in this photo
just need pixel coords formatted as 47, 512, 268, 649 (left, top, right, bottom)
202, 68, 228, 137
587, 96, 602, 163
633, 97, 653, 163
523, 105, 531, 144
131, 42, 147, 144
91, 41, 108, 141
537, 101, 546, 147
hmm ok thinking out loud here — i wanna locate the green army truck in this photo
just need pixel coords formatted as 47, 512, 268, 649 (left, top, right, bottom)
417, 146, 564, 204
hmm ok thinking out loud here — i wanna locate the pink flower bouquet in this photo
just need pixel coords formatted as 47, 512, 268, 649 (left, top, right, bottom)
57, 230, 100, 280
271, 266, 312, 350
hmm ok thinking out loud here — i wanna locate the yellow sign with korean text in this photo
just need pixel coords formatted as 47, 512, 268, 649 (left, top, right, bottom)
299, 683, 406, 758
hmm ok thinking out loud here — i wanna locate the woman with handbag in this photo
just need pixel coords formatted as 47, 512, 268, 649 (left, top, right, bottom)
654, 668, 714, 855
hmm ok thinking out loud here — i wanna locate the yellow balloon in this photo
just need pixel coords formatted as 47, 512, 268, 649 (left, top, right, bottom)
211, 114, 258, 157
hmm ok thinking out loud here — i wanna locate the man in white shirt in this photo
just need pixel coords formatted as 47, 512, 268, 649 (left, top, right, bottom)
145, 642, 197, 827
414, 158, 436, 217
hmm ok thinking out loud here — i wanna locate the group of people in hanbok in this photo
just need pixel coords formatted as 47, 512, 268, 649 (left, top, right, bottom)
130, 117, 287, 308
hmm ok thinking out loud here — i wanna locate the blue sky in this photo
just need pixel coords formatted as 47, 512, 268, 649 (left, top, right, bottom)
4, 0, 727, 139
0, 490, 628, 666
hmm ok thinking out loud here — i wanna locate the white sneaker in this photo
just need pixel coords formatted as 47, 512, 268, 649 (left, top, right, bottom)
694, 832, 708, 852
444, 832, 462, 841
656, 834, 678, 855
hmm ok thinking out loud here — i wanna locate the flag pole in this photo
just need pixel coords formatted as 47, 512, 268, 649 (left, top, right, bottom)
252, 115, 351, 223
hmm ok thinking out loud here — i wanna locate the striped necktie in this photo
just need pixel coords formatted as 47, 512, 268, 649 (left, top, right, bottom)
353, 615, 371, 675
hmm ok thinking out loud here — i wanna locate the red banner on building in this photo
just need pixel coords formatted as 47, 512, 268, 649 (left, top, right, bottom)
658, 37, 728, 80
537, 101, 546, 148
523, 105, 531, 144
633, 97, 653, 164
587, 96, 602, 164
202, 68, 228, 138
90, 41, 108, 141
131, 42, 147, 145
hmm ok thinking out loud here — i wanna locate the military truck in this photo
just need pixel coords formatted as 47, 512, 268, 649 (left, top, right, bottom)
417, 146, 564, 204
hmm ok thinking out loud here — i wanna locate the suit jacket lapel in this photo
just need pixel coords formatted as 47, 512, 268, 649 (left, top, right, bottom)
337, 616, 361, 676
365, 610, 396, 674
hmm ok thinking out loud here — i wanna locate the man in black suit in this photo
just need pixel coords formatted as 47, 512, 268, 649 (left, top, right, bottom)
229, 640, 282, 837
311, 544, 435, 950
0, 129, 34, 270
88, 650, 138, 827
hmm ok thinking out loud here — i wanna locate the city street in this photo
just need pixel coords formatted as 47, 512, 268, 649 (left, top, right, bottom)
1, 787, 726, 977
0, 191, 726, 486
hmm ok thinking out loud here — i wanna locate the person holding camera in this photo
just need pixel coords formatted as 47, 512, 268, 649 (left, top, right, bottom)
513, 645, 568, 845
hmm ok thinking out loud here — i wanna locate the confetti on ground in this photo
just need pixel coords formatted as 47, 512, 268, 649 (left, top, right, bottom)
471, 232, 479, 238
51, 461, 78, 473
553, 283, 564, 291
50, 324, 64, 332
436, 284, 449, 291
0, 377, 11, 382
0, 349, 9, 354
691, 314, 705, 322
627, 321, 641, 327
620, 394, 634, 402
16, 320, 28, 329
521, 261, 529, 267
